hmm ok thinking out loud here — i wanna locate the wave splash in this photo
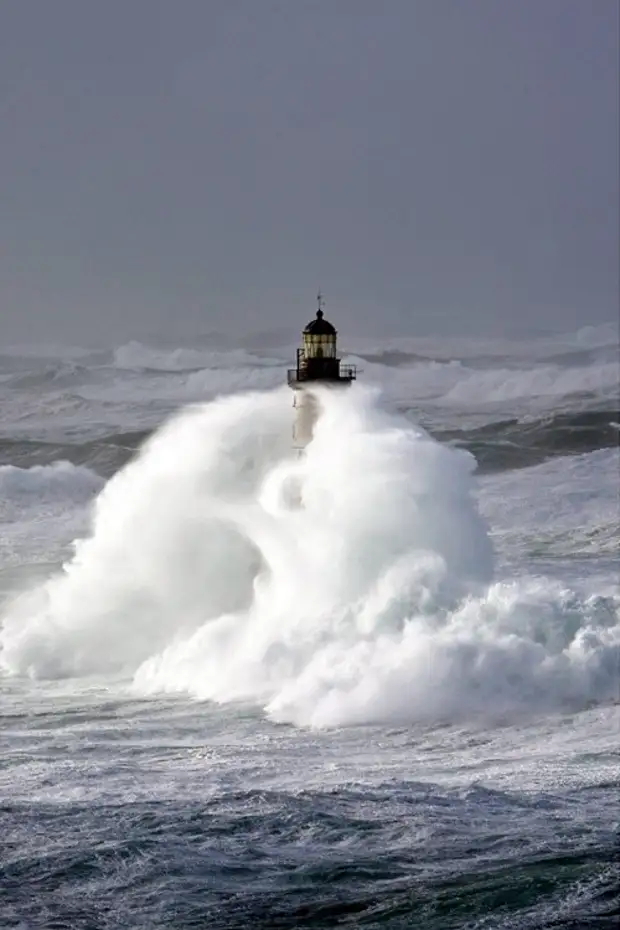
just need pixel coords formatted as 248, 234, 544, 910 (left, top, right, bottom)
1, 386, 617, 727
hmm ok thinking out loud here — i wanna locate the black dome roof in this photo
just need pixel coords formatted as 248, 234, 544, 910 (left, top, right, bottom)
304, 309, 337, 335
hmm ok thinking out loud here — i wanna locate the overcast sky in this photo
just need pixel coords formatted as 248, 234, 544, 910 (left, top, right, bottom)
1, 0, 618, 344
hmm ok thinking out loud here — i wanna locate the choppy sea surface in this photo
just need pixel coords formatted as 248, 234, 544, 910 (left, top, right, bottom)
1, 323, 618, 929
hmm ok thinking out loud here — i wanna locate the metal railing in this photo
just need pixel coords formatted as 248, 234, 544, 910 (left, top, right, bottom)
287, 364, 357, 384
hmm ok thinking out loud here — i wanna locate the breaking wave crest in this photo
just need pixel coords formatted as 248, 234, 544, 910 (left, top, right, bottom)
0, 386, 618, 727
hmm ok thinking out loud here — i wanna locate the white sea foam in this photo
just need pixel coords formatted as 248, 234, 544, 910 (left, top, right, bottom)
1, 386, 617, 726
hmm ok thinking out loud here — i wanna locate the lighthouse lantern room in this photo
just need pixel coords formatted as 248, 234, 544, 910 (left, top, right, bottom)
287, 294, 356, 449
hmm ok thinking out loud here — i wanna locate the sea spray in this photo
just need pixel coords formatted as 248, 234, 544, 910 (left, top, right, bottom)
1, 385, 618, 726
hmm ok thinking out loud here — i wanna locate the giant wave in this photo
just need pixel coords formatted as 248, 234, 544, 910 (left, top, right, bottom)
1, 385, 617, 728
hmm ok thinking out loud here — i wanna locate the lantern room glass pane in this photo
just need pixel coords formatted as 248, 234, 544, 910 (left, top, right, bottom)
303, 333, 337, 359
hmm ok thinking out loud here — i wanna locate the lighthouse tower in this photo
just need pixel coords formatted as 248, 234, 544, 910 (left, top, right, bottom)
287, 294, 356, 450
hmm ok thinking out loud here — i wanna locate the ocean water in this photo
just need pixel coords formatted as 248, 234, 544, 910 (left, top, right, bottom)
0, 323, 618, 929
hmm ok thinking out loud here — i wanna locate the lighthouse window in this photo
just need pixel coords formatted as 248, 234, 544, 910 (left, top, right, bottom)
303, 334, 337, 359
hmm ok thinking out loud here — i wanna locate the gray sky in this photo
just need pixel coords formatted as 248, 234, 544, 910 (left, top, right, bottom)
1, 0, 618, 344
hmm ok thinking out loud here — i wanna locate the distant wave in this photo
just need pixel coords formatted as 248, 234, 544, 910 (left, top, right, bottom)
355, 350, 438, 367
0, 431, 150, 478
342, 352, 618, 412
357, 342, 618, 371
0, 460, 102, 501
539, 344, 619, 368
436, 361, 618, 406
432, 407, 619, 473
112, 341, 285, 372
3, 363, 92, 391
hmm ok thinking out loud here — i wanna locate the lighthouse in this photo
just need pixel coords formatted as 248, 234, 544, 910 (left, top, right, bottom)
287, 294, 356, 450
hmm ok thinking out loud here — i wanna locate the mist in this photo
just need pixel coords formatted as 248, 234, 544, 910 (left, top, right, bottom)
0, 0, 618, 345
